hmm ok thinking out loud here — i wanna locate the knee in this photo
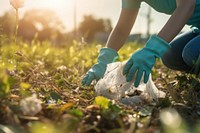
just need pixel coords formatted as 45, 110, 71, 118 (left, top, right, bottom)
161, 51, 175, 69
182, 39, 200, 68
161, 50, 190, 71
182, 48, 195, 67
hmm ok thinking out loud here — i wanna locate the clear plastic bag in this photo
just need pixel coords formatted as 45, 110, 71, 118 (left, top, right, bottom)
95, 61, 165, 103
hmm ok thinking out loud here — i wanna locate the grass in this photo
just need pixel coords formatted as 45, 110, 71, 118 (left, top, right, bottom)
0, 39, 199, 133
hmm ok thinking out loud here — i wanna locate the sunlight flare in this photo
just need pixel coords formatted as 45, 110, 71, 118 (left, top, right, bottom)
38, 0, 71, 10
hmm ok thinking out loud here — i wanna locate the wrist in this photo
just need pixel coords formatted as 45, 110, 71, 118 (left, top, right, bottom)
98, 47, 119, 64
145, 35, 171, 57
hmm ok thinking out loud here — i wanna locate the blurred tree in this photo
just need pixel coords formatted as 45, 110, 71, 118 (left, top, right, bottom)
0, 9, 67, 43
18, 9, 66, 42
18, 19, 37, 40
78, 15, 112, 42
0, 11, 15, 36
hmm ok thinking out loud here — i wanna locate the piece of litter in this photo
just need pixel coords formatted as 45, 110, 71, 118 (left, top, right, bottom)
0, 124, 15, 133
95, 61, 165, 105
20, 94, 42, 116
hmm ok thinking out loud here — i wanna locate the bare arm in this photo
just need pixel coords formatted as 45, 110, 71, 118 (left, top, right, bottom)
158, 0, 195, 42
106, 8, 139, 51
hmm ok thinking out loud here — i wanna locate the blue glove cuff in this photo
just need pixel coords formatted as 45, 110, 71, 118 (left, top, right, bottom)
145, 35, 171, 58
98, 48, 119, 64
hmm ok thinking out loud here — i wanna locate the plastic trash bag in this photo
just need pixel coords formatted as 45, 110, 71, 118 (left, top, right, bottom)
95, 61, 165, 104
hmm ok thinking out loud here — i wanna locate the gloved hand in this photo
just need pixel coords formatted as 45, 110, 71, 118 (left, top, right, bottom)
123, 35, 171, 87
82, 48, 118, 86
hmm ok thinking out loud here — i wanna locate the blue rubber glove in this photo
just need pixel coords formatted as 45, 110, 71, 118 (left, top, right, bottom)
82, 48, 118, 86
123, 35, 171, 87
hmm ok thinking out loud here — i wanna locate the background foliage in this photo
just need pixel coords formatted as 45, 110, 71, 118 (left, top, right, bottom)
0, 4, 199, 133
0, 38, 199, 133
0, 10, 113, 44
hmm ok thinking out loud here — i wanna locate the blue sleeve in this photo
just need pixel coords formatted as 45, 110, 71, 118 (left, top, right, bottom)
122, 0, 142, 9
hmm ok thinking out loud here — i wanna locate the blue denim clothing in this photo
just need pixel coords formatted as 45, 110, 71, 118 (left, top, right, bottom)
161, 31, 200, 73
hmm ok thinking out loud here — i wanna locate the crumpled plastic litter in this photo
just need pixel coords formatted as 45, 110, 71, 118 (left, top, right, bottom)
20, 94, 42, 116
95, 61, 165, 105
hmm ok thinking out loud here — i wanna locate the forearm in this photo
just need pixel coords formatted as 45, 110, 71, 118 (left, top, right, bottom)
106, 27, 131, 51
158, 0, 195, 42
106, 8, 139, 51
